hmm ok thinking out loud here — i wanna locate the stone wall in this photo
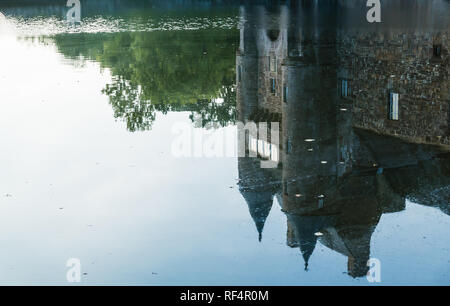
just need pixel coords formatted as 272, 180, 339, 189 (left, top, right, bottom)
339, 31, 450, 146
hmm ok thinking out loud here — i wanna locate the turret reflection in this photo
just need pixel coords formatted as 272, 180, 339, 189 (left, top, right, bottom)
236, 1, 449, 277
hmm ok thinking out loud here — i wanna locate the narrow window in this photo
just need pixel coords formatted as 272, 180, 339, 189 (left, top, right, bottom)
283, 181, 288, 196
270, 78, 276, 93
389, 92, 399, 120
433, 44, 442, 57
286, 139, 292, 154
238, 65, 242, 82
341, 79, 349, 98
318, 198, 324, 209
283, 86, 288, 103
270, 55, 276, 72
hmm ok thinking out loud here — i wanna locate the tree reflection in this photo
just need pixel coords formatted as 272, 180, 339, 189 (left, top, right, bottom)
53, 29, 238, 131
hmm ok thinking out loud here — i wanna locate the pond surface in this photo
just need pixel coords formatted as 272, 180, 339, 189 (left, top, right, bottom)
0, 0, 449, 285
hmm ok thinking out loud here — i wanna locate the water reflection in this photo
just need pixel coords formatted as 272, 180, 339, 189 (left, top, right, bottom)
46, 30, 238, 131
236, 2, 449, 277
8, 1, 240, 131
1, 0, 449, 284
1, 0, 239, 35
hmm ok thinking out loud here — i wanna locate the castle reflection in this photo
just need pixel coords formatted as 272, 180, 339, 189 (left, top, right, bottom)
236, 2, 449, 278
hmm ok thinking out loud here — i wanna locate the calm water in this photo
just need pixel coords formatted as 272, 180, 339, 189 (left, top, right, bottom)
0, 0, 449, 285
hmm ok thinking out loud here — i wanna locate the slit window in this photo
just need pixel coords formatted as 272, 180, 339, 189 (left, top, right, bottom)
341, 79, 349, 98
283, 181, 288, 196
283, 86, 288, 103
318, 198, 324, 208
238, 65, 242, 82
389, 92, 399, 120
270, 78, 276, 93
286, 139, 292, 154
433, 44, 442, 57
270, 56, 276, 72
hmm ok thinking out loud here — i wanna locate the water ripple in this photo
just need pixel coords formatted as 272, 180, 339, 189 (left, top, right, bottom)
2, 15, 239, 36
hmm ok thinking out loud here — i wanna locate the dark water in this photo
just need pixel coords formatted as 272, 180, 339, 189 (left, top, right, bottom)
0, 0, 449, 285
